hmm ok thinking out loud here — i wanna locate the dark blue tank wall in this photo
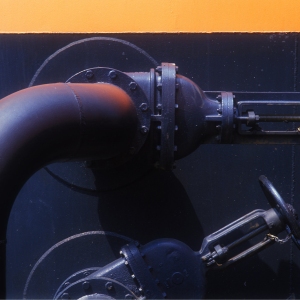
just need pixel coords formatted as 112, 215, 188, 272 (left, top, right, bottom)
1, 33, 299, 299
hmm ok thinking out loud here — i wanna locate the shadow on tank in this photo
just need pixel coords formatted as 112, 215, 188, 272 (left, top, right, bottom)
94, 166, 204, 254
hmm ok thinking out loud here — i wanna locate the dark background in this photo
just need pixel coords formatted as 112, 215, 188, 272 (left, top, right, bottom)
0, 33, 300, 299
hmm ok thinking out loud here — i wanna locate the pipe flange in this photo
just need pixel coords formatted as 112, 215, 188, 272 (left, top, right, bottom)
220, 92, 234, 143
155, 63, 177, 169
67, 67, 151, 158
55, 276, 137, 300
121, 243, 164, 299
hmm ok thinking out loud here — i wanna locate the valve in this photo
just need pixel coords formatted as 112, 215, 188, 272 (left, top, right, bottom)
67, 63, 300, 171
4, 38, 300, 299
53, 176, 300, 299
200, 175, 300, 269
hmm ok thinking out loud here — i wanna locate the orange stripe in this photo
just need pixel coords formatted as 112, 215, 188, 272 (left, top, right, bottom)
0, 0, 300, 33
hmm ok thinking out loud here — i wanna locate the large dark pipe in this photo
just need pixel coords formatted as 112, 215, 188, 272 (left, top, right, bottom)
0, 82, 138, 297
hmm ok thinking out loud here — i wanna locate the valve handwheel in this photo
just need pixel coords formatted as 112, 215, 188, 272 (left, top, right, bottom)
259, 175, 300, 249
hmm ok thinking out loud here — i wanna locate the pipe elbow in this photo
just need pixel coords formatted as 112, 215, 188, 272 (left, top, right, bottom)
0, 82, 138, 219
0, 82, 138, 163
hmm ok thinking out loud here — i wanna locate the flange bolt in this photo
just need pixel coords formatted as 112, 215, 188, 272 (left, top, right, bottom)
129, 82, 137, 90
85, 70, 94, 80
108, 70, 117, 79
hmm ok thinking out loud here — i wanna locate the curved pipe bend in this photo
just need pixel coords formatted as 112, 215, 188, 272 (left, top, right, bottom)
0, 81, 138, 247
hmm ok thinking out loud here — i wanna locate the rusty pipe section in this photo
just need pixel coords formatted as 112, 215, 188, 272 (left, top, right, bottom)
0, 82, 138, 297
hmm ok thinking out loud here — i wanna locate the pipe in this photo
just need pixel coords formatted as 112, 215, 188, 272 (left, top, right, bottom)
0, 82, 138, 297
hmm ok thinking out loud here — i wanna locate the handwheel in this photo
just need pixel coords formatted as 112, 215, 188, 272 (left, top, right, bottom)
259, 175, 300, 248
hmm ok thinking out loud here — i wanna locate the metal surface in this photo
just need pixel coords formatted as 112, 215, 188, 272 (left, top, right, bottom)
2, 34, 300, 299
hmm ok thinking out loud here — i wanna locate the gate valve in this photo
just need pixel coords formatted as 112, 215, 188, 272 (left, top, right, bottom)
54, 176, 300, 299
